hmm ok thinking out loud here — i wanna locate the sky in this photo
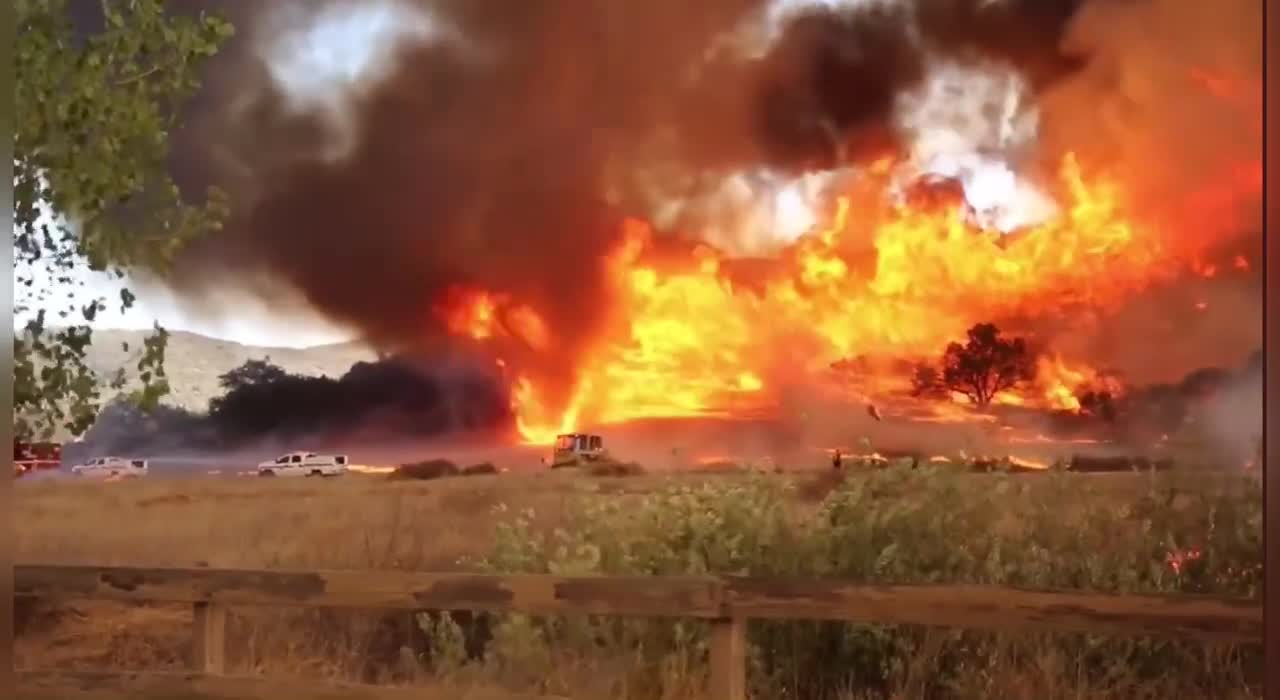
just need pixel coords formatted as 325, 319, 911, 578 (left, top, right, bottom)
14, 254, 358, 348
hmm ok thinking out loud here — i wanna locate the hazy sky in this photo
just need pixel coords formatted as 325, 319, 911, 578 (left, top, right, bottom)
14, 248, 359, 348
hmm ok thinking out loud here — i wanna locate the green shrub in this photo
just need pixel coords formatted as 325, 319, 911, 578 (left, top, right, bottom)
391, 459, 459, 480
472, 467, 1261, 698
461, 462, 500, 476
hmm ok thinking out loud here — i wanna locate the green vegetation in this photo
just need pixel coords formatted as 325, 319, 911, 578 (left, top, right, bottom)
13, 0, 232, 439
450, 467, 1261, 698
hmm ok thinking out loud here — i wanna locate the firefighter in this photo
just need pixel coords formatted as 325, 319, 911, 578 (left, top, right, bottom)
832, 449, 843, 471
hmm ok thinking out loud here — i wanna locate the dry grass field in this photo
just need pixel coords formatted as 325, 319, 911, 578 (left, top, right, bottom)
14, 471, 732, 699
14, 466, 1263, 699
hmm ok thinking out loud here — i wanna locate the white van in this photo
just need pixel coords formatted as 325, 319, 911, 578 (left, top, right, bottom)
257, 451, 349, 478
71, 456, 149, 479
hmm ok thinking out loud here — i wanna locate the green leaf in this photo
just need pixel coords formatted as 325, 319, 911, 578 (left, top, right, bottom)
13, 0, 232, 439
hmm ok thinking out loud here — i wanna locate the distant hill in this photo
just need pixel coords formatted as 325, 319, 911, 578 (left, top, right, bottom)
80, 329, 378, 413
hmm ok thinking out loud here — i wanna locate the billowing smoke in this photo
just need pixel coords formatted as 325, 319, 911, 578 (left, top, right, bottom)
1106, 349, 1262, 468
73, 355, 511, 457
57, 0, 1257, 453
1035, 0, 1261, 247
153, 0, 1108, 413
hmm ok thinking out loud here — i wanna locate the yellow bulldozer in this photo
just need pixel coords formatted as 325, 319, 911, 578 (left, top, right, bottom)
549, 432, 609, 468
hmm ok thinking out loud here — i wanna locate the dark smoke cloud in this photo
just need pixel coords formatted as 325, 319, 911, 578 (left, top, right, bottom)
155, 0, 1094, 401
57, 0, 1101, 436
1034, 0, 1262, 247
1089, 348, 1262, 468
913, 0, 1091, 88
748, 4, 924, 171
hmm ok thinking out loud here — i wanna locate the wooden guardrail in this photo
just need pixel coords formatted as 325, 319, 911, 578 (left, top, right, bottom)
15, 565, 1263, 700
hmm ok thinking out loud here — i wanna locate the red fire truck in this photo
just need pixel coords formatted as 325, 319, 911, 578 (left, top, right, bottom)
14, 440, 62, 477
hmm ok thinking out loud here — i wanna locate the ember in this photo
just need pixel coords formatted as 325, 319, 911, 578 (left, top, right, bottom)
1166, 547, 1203, 576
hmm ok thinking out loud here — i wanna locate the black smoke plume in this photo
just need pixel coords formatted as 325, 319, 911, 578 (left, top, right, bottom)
1050, 348, 1262, 466
913, 0, 1091, 88
149, 0, 1094, 409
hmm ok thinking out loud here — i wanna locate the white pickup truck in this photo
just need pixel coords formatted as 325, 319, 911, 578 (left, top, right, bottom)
257, 451, 349, 478
71, 456, 149, 479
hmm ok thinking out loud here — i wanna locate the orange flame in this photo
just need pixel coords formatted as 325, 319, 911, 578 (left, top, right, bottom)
437, 287, 552, 351
438, 153, 1228, 443
1031, 356, 1092, 412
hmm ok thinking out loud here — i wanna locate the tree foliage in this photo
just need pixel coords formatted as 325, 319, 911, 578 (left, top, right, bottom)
908, 363, 949, 399
13, 1, 233, 439
215, 358, 290, 393
940, 322, 1036, 407
202, 358, 508, 442
1077, 387, 1119, 422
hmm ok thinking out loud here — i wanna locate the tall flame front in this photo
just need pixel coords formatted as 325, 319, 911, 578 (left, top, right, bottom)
438, 152, 1253, 444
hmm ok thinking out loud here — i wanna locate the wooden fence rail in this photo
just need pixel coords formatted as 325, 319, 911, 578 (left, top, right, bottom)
15, 564, 1263, 700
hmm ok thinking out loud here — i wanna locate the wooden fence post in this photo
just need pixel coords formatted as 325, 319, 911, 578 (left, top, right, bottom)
708, 616, 746, 700
192, 602, 227, 674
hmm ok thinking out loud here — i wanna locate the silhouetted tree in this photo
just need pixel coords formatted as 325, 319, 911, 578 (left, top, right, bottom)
941, 323, 1036, 407
208, 359, 292, 419
204, 357, 509, 443
909, 363, 948, 398
216, 358, 290, 392
1077, 389, 1118, 422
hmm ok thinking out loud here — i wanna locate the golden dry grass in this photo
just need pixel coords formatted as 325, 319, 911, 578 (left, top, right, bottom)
16, 471, 750, 570
14, 471, 765, 698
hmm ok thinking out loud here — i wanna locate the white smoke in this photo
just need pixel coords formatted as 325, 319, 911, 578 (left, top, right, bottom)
253, 0, 452, 160
672, 2, 1065, 256
654, 167, 851, 256
896, 58, 1060, 231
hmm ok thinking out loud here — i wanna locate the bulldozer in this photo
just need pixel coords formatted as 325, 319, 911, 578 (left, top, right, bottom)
549, 432, 609, 468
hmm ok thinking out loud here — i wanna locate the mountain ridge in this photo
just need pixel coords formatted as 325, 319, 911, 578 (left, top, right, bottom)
78, 328, 379, 413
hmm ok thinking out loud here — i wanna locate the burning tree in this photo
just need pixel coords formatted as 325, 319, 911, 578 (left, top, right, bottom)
940, 323, 1036, 408
1077, 387, 1119, 422
909, 363, 949, 399
1075, 389, 1116, 422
